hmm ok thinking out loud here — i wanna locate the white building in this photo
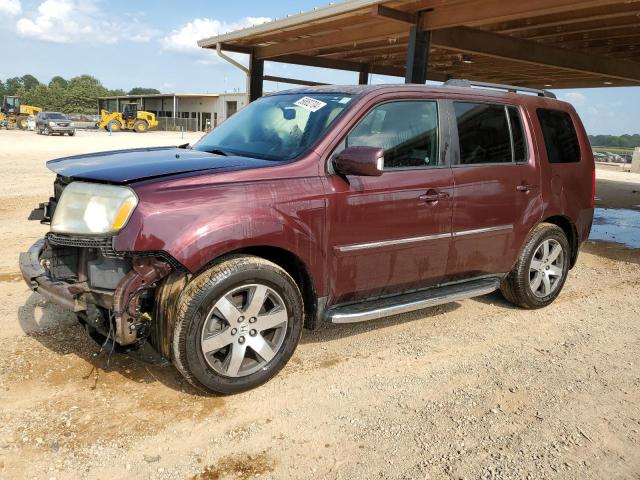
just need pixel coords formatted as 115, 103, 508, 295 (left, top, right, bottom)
97, 92, 248, 131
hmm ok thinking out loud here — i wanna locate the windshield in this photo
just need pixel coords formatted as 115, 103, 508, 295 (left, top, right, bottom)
193, 93, 353, 161
47, 113, 67, 120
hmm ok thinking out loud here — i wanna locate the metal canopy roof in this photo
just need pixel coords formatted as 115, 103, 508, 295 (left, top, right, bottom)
199, 0, 640, 89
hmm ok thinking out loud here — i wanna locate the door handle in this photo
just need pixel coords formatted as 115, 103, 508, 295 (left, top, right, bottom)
516, 184, 536, 192
419, 191, 450, 203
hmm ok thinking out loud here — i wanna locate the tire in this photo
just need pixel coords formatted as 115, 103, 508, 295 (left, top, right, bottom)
68, 131, 75, 136
107, 120, 120, 132
44, 127, 51, 136
500, 223, 570, 309
16, 116, 28, 130
133, 120, 148, 133
172, 255, 304, 394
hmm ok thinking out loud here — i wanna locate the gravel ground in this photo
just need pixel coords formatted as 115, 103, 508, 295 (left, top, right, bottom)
0, 129, 638, 480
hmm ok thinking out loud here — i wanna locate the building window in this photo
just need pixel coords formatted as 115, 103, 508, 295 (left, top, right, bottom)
226, 101, 238, 117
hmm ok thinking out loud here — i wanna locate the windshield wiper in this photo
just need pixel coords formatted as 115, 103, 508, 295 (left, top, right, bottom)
207, 148, 230, 156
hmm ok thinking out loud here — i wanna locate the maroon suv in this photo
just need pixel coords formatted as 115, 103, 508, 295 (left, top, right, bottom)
20, 82, 595, 394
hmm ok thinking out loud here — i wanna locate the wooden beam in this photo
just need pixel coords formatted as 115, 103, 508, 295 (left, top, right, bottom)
430, 26, 640, 83
255, 21, 407, 59
268, 53, 449, 82
421, 0, 631, 30
263, 75, 329, 87
371, 5, 418, 24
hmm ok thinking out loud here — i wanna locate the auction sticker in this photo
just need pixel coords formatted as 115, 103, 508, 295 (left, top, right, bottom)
294, 96, 327, 112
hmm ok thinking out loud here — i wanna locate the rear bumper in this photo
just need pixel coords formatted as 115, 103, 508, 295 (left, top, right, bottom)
19, 239, 82, 311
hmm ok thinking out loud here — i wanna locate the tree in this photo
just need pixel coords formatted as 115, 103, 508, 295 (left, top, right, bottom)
49, 76, 68, 89
64, 75, 109, 114
4, 77, 24, 95
128, 87, 161, 95
21, 74, 40, 90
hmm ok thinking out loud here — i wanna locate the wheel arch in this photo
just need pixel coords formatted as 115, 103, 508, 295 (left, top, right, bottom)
196, 245, 319, 331
541, 215, 579, 268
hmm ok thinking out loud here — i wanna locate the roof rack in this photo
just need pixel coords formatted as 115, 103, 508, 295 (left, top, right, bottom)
443, 79, 557, 99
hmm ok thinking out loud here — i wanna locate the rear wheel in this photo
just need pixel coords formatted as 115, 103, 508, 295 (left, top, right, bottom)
107, 120, 120, 132
133, 120, 148, 133
172, 255, 303, 394
500, 223, 570, 309
16, 116, 28, 129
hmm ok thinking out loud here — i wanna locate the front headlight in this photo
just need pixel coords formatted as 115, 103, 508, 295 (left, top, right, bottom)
69, 122, 75, 127
51, 182, 138, 235
48, 121, 56, 126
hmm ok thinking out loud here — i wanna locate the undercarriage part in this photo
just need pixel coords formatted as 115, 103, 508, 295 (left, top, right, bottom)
113, 257, 173, 345
150, 271, 189, 359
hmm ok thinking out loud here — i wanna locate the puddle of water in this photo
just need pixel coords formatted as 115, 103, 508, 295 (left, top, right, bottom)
590, 208, 640, 248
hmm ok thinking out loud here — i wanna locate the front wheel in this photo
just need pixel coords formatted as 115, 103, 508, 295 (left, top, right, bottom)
172, 256, 303, 394
500, 223, 570, 309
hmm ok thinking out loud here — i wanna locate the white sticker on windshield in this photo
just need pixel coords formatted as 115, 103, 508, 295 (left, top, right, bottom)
294, 96, 327, 112
338, 97, 352, 104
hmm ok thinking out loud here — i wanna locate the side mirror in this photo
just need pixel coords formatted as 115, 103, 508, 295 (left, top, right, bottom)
333, 146, 384, 177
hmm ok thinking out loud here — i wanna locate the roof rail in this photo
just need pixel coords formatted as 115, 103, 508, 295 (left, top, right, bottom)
443, 79, 557, 99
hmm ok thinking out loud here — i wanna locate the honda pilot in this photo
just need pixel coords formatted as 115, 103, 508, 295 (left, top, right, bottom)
20, 81, 595, 394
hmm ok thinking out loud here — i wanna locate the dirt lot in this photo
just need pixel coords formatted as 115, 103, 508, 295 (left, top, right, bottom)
0, 129, 639, 480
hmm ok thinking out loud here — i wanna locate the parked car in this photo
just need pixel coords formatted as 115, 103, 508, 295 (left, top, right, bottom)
20, 81, 594, 394
35, 111, 76, 136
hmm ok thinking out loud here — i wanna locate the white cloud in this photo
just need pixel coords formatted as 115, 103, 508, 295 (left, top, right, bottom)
0, 0, 21, 15
15, 0, 157, 44
162, 17, 270, 53
561, 92, 587, 107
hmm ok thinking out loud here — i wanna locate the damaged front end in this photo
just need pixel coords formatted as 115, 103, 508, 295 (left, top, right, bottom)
19, 235, 179, 349
19, 176, 186, 355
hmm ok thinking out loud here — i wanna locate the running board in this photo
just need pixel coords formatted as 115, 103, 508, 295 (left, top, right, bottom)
327, 277, 501, 324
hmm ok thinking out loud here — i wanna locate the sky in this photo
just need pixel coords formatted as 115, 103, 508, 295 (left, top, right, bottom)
0, 0, 638, 136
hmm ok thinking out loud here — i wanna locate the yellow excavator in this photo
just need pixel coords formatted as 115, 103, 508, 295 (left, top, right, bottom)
97, 103, 158, 133
0, 96, 42, 129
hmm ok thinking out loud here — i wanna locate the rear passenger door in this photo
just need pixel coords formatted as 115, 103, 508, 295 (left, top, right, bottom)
446, 101, 542, 281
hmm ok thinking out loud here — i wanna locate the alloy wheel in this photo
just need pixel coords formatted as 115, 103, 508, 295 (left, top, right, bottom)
529, 239, 565, 298
200, 283, 288, 378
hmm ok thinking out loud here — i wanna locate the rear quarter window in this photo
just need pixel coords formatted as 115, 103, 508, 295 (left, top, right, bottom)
537, 108, 581, 163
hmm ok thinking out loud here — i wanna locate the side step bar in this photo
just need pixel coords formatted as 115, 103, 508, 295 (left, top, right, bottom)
327, 277, 501, 324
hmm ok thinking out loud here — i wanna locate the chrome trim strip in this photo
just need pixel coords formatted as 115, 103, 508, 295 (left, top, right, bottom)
453, 224, 513, 237
337, 232, 451, 253
337, 224, 513, 253
330, 279, 500, 324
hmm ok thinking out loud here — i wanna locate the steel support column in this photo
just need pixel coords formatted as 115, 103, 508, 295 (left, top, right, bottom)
359, 65, 370, 85
249, 53, 264, 102
405, 22, 430, 84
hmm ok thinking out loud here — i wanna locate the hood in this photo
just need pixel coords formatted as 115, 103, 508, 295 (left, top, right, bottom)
46, 146, 275, 183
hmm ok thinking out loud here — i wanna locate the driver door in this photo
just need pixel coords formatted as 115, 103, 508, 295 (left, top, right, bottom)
325, 98, 454, 304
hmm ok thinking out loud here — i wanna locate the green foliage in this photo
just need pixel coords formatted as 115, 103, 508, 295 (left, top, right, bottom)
2, 73, 160, 114
128, 87, 161, 95
589, 134, 640, 149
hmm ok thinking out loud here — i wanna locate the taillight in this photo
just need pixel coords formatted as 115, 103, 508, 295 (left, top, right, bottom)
591, 167, 596, 208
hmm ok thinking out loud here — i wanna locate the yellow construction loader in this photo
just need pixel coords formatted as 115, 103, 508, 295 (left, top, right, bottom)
0, 96, 42, 129
97, 103, 158, 133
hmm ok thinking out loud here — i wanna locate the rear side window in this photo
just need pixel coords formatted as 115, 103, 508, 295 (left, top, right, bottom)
454, 103, 512, 164
537, 109, 581, 163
